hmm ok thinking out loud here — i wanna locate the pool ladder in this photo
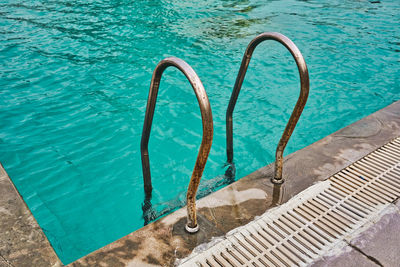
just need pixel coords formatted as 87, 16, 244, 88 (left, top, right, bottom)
226, 32, 309, 184
140, 32, 309, 233
140, 57, 213, 233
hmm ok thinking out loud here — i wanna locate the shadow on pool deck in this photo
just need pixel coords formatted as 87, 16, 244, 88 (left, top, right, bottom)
1, 100, 400, 267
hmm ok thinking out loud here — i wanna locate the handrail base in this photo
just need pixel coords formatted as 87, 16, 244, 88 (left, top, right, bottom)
185, 223, 200, 234
271, 177, 285, 185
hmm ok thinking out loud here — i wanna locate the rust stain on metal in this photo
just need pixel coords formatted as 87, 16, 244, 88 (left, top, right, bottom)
140, 57, 214, 233
225, 32, 309, 184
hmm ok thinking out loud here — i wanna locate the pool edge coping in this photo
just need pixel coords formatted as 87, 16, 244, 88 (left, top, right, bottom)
0, 162, 62, 267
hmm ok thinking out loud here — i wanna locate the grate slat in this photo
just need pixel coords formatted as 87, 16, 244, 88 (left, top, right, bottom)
343, 170, 400, 195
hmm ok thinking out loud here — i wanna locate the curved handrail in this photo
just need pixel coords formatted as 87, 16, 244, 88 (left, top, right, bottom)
140, 57, 213, 233
226, 32, 309, 184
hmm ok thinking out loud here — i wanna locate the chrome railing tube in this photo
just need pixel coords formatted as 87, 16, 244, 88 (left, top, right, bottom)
226, 32, 309, 184
141, 57, 213, 233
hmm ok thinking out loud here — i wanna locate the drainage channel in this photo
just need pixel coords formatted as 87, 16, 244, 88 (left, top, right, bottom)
178, 137, 400, 267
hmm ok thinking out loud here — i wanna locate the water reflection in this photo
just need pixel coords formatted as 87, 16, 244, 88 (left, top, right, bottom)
142, 162, 237, 225
2, 0, 399, 263
142, 164, 286, 225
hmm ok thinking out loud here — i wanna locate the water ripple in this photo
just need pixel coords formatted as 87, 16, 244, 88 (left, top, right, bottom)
0, 0, 399, 264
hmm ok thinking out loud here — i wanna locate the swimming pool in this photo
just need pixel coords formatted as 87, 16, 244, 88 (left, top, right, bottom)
1, 0, 399, 264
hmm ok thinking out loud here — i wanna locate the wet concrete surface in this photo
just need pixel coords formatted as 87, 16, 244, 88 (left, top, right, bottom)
310, 202, 400, 267
310, 245, 380, 267
0, 163, 61, 267
348, 203, 400, 267
1, 100, 400, 266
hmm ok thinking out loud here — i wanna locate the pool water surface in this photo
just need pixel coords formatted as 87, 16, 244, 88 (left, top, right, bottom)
0, 0, 399, 264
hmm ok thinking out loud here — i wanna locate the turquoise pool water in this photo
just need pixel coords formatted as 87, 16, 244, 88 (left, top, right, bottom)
1, 0, 399, 264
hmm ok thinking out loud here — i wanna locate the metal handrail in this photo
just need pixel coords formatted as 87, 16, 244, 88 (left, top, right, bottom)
226, 32, 309, 184
140, 57, 213, 233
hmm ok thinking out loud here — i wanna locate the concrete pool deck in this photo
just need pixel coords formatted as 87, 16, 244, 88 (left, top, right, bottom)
0, 164, 61, 267
1, 100, 400, 266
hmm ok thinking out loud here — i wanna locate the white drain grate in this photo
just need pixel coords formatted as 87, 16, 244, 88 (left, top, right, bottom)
178, 138, 400, 267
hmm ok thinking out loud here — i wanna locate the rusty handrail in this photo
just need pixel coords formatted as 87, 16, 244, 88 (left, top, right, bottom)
226, 32, 309, 184
140, 57, 213, 233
